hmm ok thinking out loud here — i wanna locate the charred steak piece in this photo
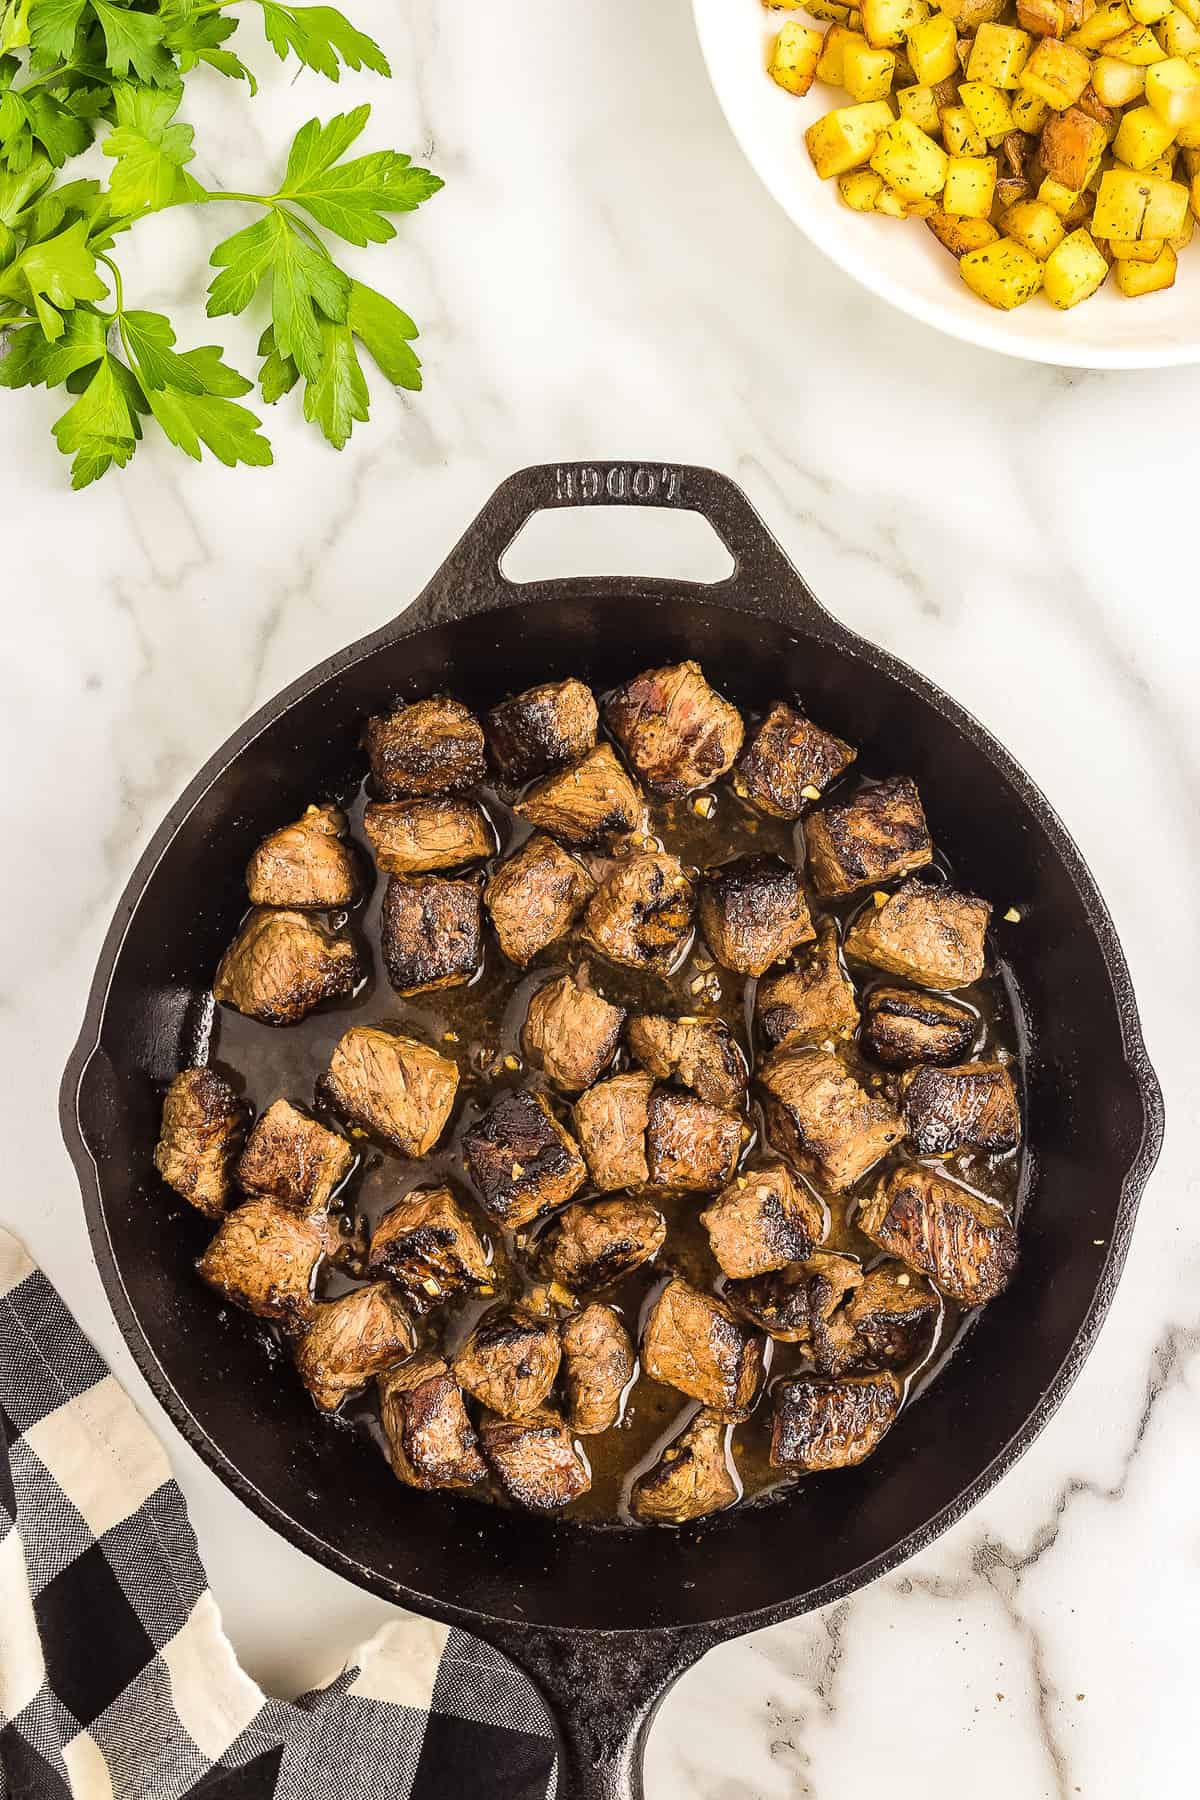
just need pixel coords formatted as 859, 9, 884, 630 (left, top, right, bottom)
453, 1306, 562, 1418
293, 1282, 416, 1411
645, 1090, 743, 1194
236, 1099, 353, 1215
521, 966, 625, 1093
759, 1048, 901, 1193
381, 874, 483, 995
483, 832, 595, 967
900, 1061, 1020, 1157
154, 1069, 246, 1219
486, 678, 599, 786
770, 1371, 902, 1472
844, 880, 990, 989
535, 1197, 666, 1292
803, 777, 933, 899
463, 1087, 587, 1229
364, 695, 486, 798
573, 1073, 653, 1192
699, 854, 815, 978
321, 1026, 459, 1157
626, 1014, 747, 1110
363, 797, 494, 874
756, 919, 859, 1051
641, 1278, 763, 1419
735, 702, 856, 819
861, 986, 977, 1068
845, 1263, 938, 1368
196, 1197, 325, 1334
560, 1303, 634, 1434
630, 1409, 738, 1525
604, 660, 743, 798
581, 851, 695, 975
700, 1161, 825, 1280
725, 1250, 863, 1344
246, 804, 358, 908
379, 1353, 486, 1491
213, 909, 361, 1026
515, 743, 644, 848
858, 1165, 1018, 1306
480, 1408, 591, 1511
367, 1185, 492, 1312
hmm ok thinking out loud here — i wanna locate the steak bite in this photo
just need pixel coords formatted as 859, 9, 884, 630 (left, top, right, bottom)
573, 1073, 654, 1192
736, 702, 856, 819
213, 909, 361, 1026
367, 1185, 491, 1311
363, 798, 494, 874
154, 1069, 246, 1219
756, 919, 859, 1051
581, 852, 695, 974
246, 804, 358, 908
770, 1371, 902, 1472
858, 1165, 1018, 1306
486, 678, 599, 786
379, 1353, 486, 1491
759, 1048, 902, 1192
321, 1026, 459, 1157
560, 1303, 634, 1434
726, 1250, 863, 1344
699, 854, 815, 978
861, 986, 977, 1068
803, 777, 933, 899
641, 1278, 763, 1418
236, 1099, 353, 1215
521, 966, 625, 1093
536, 1197, 667, 1292
604, 660, 744, 797
483, 833, 595, 967
645, 1090, 743, 1194
845, 1263, 939, 1368
381, 874, 483, 996
453, 1307, 562, 1417
844, 881, 991, 989
463, 1087, 587, 1229
626, 1014, 747, 1110
480, 1408, 591, 1511
630, 1410, 738, 1525
700, 1161, 825, 1280
515, 743, 644, 848
197, 1197, 325, 1333
900, 1061, 1020, 1157
293, 1282, 416, 1411
364, 694, 486, 798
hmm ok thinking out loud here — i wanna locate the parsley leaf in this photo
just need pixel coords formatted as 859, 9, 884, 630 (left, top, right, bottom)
51, 348, 140, 487
347, 278, 420, 389
207, 205, 347, 381
102, 82, 201, 209
90, 0, 174, 85
144, 341, 272, 468
256, 322, 298, 401
275, 107, 441, 246
0, 213, 105, 334
0, 299, 105, 384
302, 314, 364, 446
28, 0, 86, 62
257, 1, 388, 82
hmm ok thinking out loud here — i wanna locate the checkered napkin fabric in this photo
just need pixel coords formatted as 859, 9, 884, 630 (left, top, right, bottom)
0, 1229, 557, 1800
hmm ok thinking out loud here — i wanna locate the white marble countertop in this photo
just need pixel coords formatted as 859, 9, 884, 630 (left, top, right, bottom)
3, 1, 1199, 1793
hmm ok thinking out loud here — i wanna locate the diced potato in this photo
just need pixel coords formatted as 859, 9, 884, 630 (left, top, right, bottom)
770, 21, 826, 94
862, 0, 929, 47
1169, 201, 1194, 241
1093, 164, 1190, 232
1113, 101, 1179, 161
1145, 147, 1180, 174
1011, 89, 1052, 126
927, 208, 1002, 249
874, 182, 912, 212
943, 151, 999, 210
1104, 22, 1169, 56
959, 80, 1017, 137
1017, 0, 1068, 34
1091, 53, 1150, 101
1131, 0, 1174, 20
1040, 106, 1111, 183
806, 101, 897, 177
1038, 173, 1085, 211
1106, 231, 1169, 254
1020, 38, 1093, 107
906, 11, 960, 78
838, 168, 888, 207
898, 82, 944, 130
967, 21, 1034, 82
959, 233, 1045, 302
940, 0, 1007, 22
844, 36, 899, 96
1158, 9, 1200, 56
870, 114, 951, 193
1145, 53, 1200, 122
818, 23, 863, 85
1176, 0, 1200, 23
1114, 239, 1179, 285
1069, 2, 1135, 47
1002, 195, 1068, 251
789, 0, 855, 20
1042, 226, 1111, 301
941, 102, 989, 148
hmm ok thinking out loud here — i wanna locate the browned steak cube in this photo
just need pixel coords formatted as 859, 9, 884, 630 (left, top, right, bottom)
646, 1090, 743, 1193
483, 833, 595, 967
480, 1408, 591, 1511
367, 1185, 492, 1311
535, 1197, 666, 1291
845, 1263, 939, 1367
521, 966, 625, 1093
803, 777, 933, 899
453, 1307, 562, 1417
515, 743, 644, 847
759, 1048, 901, 1192
197, 1197, 325, 1333
363, 798, 494, 874
486, 679, 599, 786
560, 1302, 634, 1434
858, 1165, 1018, 1305
735, 703, 856, 818
155, 1069, 246, 1219
573, 1073, 653, 1191
364, 695, 486, 798
463, 1087, 587, 1228
900, 1061, 1020, 1156
379, 1353, 486, 1491
725, 1251, 863, 1343
770, 1371, 901, 1472
381, 874, 483, 996
844, 881, 990, 988
861, 986, 978, 1067
246, 804, 359, 908
236, 1099, 353, 1215
699, 854, 815, 978
581, 852, 695, 975
321, 1026, 459, 1157
630, 1409, 738, 1525
213, 909, 362, 1026
755, 919, 860, 1051
626, 1014, 747, 1109
700, 1161, 825, 1279
641, 1278, 763, 1418
293, 1282, 416, 1411
604, 660, 744, 797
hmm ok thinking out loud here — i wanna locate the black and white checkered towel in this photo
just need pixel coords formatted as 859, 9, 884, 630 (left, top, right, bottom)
0, 1229, 558, 1800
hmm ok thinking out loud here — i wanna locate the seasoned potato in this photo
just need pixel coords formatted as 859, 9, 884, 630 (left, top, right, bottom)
1003, 197, 1067, 255
1114, 240, 1179, 288
944, 152, 998, 212
770, 21, 825, 94
960, 234, 1045, 303
806, 100, 896, 175
871, 116, 951, 194
1043, 226, 1110, 304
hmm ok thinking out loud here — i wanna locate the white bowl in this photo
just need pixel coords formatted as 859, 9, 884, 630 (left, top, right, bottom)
692, 0, 1200, 368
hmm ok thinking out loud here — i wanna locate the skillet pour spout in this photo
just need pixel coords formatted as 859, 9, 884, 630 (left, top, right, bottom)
60, 461, 1163, 1800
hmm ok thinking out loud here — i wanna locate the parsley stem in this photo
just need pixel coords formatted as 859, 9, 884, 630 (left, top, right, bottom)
0, 315, 25, 330
15, 62, 72, 95
96, 251, 125, 317
197, 191, 335, 259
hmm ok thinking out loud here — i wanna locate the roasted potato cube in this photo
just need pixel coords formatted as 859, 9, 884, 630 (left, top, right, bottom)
804, 775, 932, 898
381, 873, 483, 996
1068, 0, 1135, 47
840, 168, 888, 208
645, 1090, 743, 1194
515, 742, 645, 848
959, 234, 1044, 304
213, 909, 362, 1026
770, 1371, 902, 1471
844, 34, 898, 95
699, 853, 815, 977
806, 100, 897, 177
900, 1059, 1021, 1154
367, 1184, 492, 1311
560, 1303, 634, 1435
379, 1353, 486, 1491
197, 1197, 324, 1334
1043, 225, 1111, 302
364, 695, 486, 799
1114, 239, 1179, 287
464, 1087, 586, 1229
294, 1283, 415, 1412
630, 1410, 738, 1525
755, 917, 860, 1050
870, 116, 950, 196
1041, 106, 1110, 185
641, 1278, 763, 1418
862, 0, 929, 47
1159, 9, 1200, 55
155, 1069, 246, 1219
940, 0, 1007, 22
363, 798, 494, 874
927, 210, 1001, 251
1132, 0, 1173, 18
454, 1306, 562, 1418
1010, 88, 1051, 128
967, 21, 1033, 83
1093, 167, 1189, 234
862, 985, 977, 1067
907, 11, 960, 80
770, 19, 825, 92
573, 1072, 654, 1191
1019, 36, 1093, 107
943, 152, 998, 212
898, 82, 944, 131
479, 1408, 591, 1512
536, 1196, 666, 1292
958, 80, 1016, 139
581, 851, 695, 974
246, 804, 358, 909
1038, 174, 1086, 213
941, 103, 989, 151
1103, 21, 1169, 56
1017, 0, 1068, 33
859, 1164, 1018, 1305
700, 1161, 826, 1280
844, 878, 990, 986
1107, 233, 1169, 257
237, 1099, 353, 1215
818, 21, 863, 84
1114, 102, 1180, 165
484, 832, 594, 967
485, 679, 598, 787
1091, 52, 1149, 102
759, 1046, 902, 1191
1003, 196, 1067, 254
322, 1025, 459, 1157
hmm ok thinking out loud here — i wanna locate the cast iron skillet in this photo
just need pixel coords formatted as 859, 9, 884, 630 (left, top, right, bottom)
61, 462, 1163, 1798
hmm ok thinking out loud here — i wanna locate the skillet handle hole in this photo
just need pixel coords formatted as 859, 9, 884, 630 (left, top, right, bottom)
500, 505, 737, 586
